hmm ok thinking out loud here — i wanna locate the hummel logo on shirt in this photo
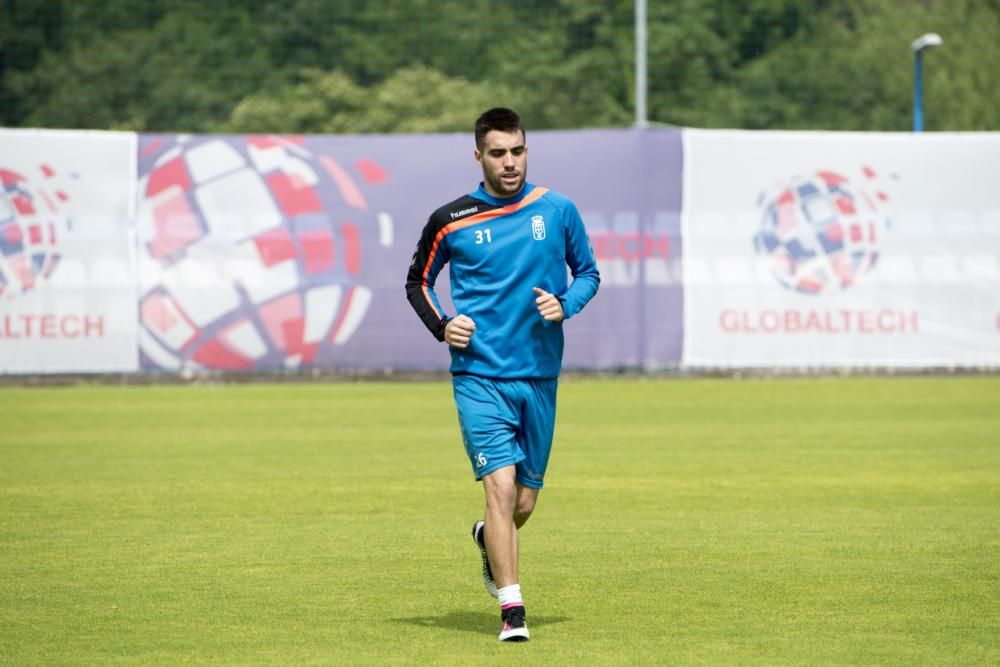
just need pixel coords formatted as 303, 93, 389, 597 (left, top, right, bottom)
450, 206, 479, 219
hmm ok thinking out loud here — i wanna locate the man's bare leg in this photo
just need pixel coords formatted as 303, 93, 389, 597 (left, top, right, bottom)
481, 465, 532, 641
482, 465, 518, 588
514, 483, 539, 529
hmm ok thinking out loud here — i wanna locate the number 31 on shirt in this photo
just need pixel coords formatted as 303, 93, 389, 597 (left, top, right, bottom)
475, 229, 492, 244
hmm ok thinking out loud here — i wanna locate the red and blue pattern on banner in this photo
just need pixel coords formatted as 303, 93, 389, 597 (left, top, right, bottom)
136, 135, 391, 371
0, 164, 71, 299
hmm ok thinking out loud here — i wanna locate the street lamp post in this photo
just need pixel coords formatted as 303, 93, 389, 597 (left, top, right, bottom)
911, 33, 942, 132
635, 0, 647, 127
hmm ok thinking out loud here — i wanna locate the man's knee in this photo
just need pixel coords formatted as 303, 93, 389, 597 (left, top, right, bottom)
483, 467, 517, 513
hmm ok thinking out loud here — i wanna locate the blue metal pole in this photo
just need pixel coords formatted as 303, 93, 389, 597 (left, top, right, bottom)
913, 50, 924, 132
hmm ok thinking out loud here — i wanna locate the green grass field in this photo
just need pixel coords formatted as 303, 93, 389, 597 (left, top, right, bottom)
2, 377, 998, 665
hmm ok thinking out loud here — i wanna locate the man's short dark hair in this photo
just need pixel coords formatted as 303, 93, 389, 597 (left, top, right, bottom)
475, 108, 525, 149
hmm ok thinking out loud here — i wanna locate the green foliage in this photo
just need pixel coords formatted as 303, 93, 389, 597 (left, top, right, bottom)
0, 0, 65, 125
694, 0, 1000, 130
6, 8, 275, 131
498, 0, 634, 129
220, 69, 367, 134
364, 66, 498, 133
2, 0, 998, 132
219, 65, 497, 133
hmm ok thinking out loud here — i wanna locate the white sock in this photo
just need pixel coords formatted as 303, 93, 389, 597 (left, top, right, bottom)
497, 584, 523, 610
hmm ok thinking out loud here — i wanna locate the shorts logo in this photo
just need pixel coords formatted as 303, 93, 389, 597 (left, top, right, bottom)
476, 452, 488, 468
531, 215, 546, 241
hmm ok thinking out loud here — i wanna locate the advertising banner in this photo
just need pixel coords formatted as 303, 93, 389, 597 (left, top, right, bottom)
135, 129, 685, 373
682, 130, 1000, 367
532, 128, 683, 369
17, 125, 1000, 375
135, 134, 401, 372
0, 129, 138, 373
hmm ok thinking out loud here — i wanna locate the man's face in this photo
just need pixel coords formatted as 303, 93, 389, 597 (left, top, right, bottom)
475, 129, 527, 198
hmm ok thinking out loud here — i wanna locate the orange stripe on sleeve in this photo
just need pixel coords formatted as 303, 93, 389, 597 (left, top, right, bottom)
420, 188, 549, 281
422, 285, 442, 319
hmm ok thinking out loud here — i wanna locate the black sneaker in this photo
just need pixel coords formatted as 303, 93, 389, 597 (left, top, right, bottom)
471, 520, 498, 599
499, 605, 530, 642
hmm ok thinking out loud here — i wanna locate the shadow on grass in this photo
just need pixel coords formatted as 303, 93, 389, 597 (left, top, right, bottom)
393, 610, 571, 636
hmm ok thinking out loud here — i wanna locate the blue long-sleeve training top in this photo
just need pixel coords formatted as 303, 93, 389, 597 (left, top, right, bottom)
406, 182, 600, 379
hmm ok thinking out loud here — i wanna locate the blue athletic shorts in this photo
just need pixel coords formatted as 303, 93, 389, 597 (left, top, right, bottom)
452, 375, 559, 489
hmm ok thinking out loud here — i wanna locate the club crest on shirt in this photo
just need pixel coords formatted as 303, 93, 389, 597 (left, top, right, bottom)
531, 215, 546, 241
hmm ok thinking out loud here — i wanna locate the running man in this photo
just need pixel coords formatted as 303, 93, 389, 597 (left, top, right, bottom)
405, 107, 600, 641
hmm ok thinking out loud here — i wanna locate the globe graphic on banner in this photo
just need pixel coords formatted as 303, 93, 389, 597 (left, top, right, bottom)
0, 164, 72, 300
754, 168, 889, 295
136, 135, 391, 371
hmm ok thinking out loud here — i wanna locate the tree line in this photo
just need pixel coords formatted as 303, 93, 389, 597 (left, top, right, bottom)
2, 0, 998, 134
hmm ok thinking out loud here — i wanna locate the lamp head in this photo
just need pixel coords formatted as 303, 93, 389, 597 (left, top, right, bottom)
911, 33, 943, 53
